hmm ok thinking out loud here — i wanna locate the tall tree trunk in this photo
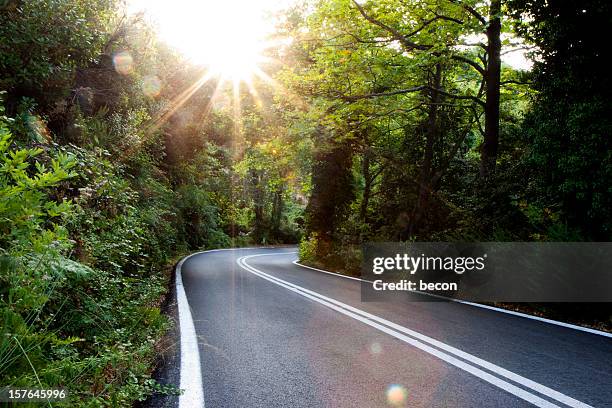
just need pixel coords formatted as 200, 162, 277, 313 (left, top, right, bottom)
305, 127, 355, 257
360, 148, 371, 223
271, 186, 284, 239
480, 0, 502, 178
409, 63, 442, 237
251, 170, 265, 243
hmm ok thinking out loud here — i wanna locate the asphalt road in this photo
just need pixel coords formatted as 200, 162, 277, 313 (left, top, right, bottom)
175, 247, 612, 408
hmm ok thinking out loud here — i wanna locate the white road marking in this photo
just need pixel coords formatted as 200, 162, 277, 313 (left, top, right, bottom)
291, 259, 612, 339
292, 259, 367, 282
176, 251, 208, 408
176, 247, 283, 408
240, 254, 593, 408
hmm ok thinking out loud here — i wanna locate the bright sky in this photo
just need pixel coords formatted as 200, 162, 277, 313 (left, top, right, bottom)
462, 33, 534, 71
127, 0, 532, 81
502, 48, 533, 71
128, 0, 291, 79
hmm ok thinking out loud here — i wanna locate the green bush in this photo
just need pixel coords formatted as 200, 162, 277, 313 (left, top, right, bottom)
0, 102, 176, 405
176, 185, 231, 249
298, 233, 319, 264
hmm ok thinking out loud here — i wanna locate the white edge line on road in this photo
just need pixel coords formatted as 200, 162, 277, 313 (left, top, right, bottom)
291, 259, 612, 339
241, 254, 592, 408
175, 247, 280, 408
176, 251, 210, 408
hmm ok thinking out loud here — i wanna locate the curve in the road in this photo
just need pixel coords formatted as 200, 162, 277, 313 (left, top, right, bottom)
175, 248, 609, 408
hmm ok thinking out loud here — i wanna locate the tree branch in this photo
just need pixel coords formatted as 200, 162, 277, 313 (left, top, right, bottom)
451, 54, 485, 75
334, 84, 484, 107
357, 106, 425, 124
455, 2, 487, 25
351, 0, 429, 51
432, 87, 485, 107
500, 79, 533, 86
405, 13, 463, 38
458, 41, 487, 50
337, 86, 426, 101
351, 0, 485, 78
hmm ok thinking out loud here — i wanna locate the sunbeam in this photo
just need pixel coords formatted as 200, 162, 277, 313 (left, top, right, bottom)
119, 72, 223, 161
128, 0, 291, 82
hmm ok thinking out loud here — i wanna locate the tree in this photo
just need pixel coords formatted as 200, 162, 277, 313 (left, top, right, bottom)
281, 0, 491, 237
510, 0, 612, 240
349, 0, 504, 177
305, 126, 355, 252
0, 0, 118, 111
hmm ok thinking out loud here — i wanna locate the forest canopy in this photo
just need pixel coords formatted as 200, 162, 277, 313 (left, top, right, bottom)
280, 0, 612, 270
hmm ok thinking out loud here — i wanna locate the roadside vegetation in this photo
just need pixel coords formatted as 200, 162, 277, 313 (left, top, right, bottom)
287, 0, 611, 270
286, 0, 611, 328
0, 0, 303, 405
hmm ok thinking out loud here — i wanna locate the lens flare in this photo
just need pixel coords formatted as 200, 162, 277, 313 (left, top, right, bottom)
142, 75, 162, 98
386, 384, 408, 407
113, 51, 134, 75
370, 342, 382, 355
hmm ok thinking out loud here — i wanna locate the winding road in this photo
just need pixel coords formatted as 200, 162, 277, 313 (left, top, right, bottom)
174, 247, 612, 408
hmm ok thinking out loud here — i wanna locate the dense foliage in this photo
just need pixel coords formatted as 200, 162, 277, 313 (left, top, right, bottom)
509, 0, 612, 240
0, 0, 303, 405
273, 0, 611, 273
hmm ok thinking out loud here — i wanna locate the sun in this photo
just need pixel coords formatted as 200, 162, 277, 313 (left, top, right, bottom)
128, 0, 283, 81
189, 33, 265, 81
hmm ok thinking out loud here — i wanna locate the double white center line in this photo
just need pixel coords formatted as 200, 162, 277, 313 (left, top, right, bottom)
237, 253, 593, 408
